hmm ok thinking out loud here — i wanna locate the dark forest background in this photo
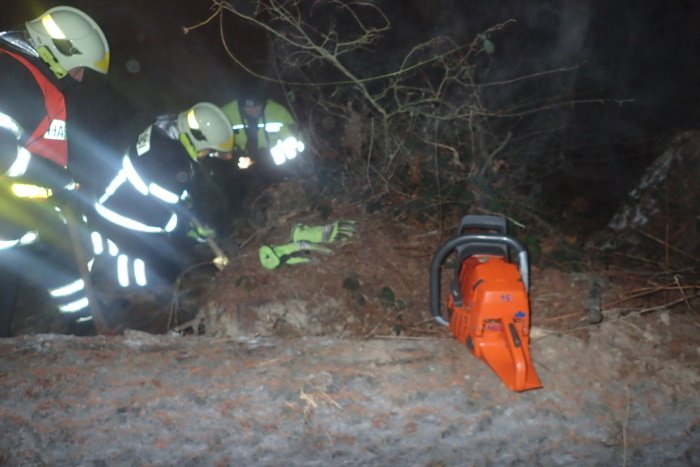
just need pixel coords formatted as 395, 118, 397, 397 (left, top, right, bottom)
4, 0, 700, 234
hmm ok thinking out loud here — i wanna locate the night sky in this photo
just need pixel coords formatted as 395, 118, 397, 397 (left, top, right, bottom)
3, 0, 700, 209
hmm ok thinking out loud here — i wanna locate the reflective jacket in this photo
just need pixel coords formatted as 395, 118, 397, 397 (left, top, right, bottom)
93, 115, 195, 235
0, 180, 40, 250
0, 47, 67, 166
0, 38, 74, 250
222, 99, 298, 152
0, 36, 87, 318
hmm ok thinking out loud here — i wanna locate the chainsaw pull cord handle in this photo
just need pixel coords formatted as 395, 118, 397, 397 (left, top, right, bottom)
429, 234, 529, 327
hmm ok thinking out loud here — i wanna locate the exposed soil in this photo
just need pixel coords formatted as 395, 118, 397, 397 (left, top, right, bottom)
2, 180, 699, 465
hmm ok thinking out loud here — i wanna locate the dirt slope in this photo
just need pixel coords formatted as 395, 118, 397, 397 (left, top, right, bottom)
2, 187, 699, 465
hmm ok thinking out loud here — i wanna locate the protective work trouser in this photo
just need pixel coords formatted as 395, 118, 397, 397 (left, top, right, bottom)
0, 193, 92, 329
0, 260, 19, 337
90, 230, 148, 288
0, 244, 92, 329
89, 230, 186, 290
42, 247, 91, 317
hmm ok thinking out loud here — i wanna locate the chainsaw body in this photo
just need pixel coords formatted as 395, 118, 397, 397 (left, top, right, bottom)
430, 215, 542, 392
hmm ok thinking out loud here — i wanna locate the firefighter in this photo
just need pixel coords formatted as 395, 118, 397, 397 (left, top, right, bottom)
85, 102, 234, 293
0, 6, 110, 335
221, 86, 304, 173
209, 86, 304, 217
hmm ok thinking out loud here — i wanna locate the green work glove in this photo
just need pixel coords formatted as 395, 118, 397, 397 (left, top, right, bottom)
187, 224, 215, 243
290, 220, 356, 244
259, 241, 333, 270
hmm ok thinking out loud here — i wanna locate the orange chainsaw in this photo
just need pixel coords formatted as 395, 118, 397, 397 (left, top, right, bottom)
430, 215, 542, 392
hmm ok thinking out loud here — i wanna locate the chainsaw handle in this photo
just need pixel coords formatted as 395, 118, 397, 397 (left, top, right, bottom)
429, 234, 529, 327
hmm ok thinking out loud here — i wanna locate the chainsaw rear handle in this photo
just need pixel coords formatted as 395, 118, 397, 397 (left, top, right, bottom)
430, 234, 529, 326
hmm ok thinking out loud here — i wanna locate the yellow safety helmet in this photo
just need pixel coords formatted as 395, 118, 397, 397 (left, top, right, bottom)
177, 102, 234, 156
25, 5, 110, 78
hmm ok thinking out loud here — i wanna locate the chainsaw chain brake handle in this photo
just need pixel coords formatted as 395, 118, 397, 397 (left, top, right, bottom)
429, 230, 529, 327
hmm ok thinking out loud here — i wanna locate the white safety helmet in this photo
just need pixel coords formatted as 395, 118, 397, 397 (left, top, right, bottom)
25, 5, 110, 78
177, 102, 234, 155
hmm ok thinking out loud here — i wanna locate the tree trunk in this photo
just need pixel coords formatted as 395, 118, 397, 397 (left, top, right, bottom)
0, 331, 697, 465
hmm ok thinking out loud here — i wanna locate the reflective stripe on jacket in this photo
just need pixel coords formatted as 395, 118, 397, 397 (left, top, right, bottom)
93, 121, 192, 234
221, 99, 297, 152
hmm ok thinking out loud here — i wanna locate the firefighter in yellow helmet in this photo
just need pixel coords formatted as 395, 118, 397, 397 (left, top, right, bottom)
85, 103, 233, 293
0, 6, 110, 334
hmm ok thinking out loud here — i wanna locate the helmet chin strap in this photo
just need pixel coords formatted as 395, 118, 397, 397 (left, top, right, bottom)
36, 45, 67, 79
179, 133, 198, 161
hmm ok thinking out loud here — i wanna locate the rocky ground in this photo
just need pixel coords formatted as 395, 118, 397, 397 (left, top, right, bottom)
2, 181, 699, 465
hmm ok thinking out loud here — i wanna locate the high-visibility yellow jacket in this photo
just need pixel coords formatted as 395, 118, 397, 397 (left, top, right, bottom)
221, 99, 297, 153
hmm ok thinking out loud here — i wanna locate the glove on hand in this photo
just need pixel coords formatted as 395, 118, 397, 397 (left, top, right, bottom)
213, 255, 229, 270
291, 220, 356, 244
259, 241, 332, 270
187, 224, 215, 243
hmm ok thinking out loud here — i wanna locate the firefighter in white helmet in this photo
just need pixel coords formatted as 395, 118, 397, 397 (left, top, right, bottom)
0, 6, 110, 335
86, 103, 234, 292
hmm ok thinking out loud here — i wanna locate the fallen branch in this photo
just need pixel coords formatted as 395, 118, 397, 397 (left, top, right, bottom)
371, 335, 449, 341
635, 229, 700, 263
605, 285, 700, 308
533, 293, 700, 339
